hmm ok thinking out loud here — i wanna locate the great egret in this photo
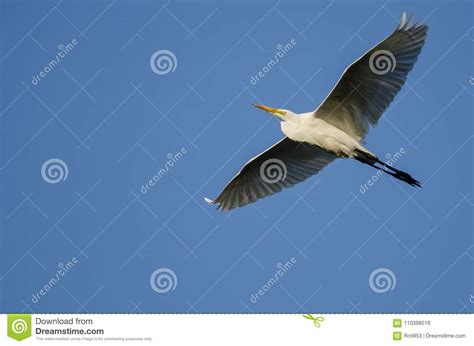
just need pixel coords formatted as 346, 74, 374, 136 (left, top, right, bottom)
206, 13, 427, 211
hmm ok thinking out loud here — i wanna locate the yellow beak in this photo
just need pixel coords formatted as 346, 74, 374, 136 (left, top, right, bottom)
253, 104, 286, 116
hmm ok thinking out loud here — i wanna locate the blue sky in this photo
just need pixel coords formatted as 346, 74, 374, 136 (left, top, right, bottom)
0, 0, 472, 313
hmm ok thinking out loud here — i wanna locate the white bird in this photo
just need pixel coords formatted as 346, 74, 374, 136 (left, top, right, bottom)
206, 13, 427, 211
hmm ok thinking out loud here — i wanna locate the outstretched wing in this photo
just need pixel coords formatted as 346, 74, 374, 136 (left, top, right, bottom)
315, 13, 428, 140
205, 137, 337, 211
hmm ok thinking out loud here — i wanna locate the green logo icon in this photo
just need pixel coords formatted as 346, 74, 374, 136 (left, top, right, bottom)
303, 313, 324, 328
393, 319, 402, 328
7, 314, 32, 341
393, 331, 402, 341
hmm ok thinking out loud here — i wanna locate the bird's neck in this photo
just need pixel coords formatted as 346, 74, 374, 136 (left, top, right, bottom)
280, 118, 301, 141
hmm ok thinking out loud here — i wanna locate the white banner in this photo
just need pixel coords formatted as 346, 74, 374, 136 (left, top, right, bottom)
0, 314, 472, 345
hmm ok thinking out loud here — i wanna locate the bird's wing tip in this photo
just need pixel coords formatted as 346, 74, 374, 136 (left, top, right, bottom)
401, 12, 407, 24
398, 12, 426, 31
398, 12, 410, 29
204, 197, 215, 205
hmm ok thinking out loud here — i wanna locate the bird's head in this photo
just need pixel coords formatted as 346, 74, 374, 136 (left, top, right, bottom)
253, 104, 296, 121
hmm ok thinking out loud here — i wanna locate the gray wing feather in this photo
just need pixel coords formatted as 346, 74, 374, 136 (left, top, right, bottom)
314, 13, 428, 140
207, 137, 336, 211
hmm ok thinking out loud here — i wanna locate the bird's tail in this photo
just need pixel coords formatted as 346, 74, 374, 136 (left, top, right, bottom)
354, 149, 421, 187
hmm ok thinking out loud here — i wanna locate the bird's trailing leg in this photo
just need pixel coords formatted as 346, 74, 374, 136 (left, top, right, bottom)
354, 149, 421, 187
373, 158, 421, 187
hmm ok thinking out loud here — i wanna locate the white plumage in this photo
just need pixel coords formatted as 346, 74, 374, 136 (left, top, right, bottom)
280, 111, 375, 158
